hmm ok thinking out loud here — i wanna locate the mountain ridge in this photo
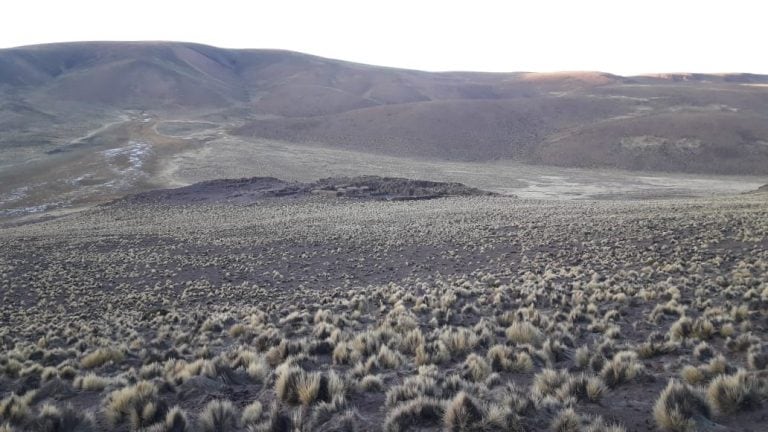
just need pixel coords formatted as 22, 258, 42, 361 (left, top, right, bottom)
2, 41, 768, 175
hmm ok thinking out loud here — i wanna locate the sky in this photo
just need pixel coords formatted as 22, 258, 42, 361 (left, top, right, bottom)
3, 0, 767, 75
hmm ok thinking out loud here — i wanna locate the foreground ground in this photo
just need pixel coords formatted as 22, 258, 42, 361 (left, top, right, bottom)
1, 192, 767, 431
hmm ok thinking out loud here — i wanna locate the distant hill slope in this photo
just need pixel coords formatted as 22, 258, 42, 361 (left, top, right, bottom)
2, 41, 768, 174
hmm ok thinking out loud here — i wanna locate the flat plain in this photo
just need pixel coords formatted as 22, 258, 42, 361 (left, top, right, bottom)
1, 188, 767, 431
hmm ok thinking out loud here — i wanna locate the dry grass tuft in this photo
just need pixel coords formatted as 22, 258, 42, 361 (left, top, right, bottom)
81, 348, 125, 369
384, 397, 446, 432
240, 401, 263, 426
103, 381, 164, 430
653, 379, 710, 432
600, 351, 644, 388
198, 400, 238, 432
443, 391, 521, 432
0, 394, 32, 426
506, 322, 543, 346
550, 408, 582, 432
461, 354, 491, 382
706, 370, 767, 415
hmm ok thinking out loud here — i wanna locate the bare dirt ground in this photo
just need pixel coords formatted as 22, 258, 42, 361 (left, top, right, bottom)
1, 190, 767, 431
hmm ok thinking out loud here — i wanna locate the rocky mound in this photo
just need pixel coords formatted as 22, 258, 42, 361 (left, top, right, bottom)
117, 176, 497, 205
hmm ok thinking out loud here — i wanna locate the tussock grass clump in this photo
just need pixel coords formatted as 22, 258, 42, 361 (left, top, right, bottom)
726, 333, 759, 353
748, 349, 768, 370
275, 365, 344, 406
386, 375, 440, 407
600, 351, 644, 388
358, 375, 385, 392
692, 342, 714, 361
74, 373, 120, 391
691, 318, 715, 340
550, 408, 581, 432
584, 417, 626, 432
333, 342, 357, 365
377, 345, 403, 369
275, 366, 316, 405
704, 354, 732, 377
198, 400, 238, 432
486, 345, 533, 373
532, 368, 606, 403
134, 406, 188, 432
506, 322, 543, 346
416, 341, 451, 366
0, 393, 33, 426
680, 366, 705, 385
81, 348, 125, 369
706, 370, 767, 415
245, 357, 270, 383
653, 380, 710, 431
384, 397, 446, 432
400, 329, 425, 355
443, 391, 521, 432
461, 354, 491, 382
439, 327, 479, 356
636, 339, 676, 359
557, 374, 607, 403
307, 395, 349, 429
240, 401, 263, 426
574, 346, 591, 369
532, 369, 570, 399
103, 381, 166, 430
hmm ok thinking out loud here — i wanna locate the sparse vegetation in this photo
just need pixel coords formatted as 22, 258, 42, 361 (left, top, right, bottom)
1, 189, 767, 431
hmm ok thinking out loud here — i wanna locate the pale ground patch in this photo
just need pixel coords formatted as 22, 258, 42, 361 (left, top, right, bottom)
159, 136, 767, 200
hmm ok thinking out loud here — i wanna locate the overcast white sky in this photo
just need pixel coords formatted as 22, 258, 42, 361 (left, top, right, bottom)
3, 0, 767, 75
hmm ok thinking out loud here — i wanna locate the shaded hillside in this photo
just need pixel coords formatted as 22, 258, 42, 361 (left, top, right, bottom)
2, 42, 768, 174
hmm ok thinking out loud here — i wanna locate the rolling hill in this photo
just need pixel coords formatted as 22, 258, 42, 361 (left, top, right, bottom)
2, 41, 768, 219
2, 41, 768, 174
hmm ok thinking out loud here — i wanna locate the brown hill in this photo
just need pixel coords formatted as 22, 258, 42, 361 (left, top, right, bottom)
2, 41, 768, 174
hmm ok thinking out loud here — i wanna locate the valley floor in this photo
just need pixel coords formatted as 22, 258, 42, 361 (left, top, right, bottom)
1, 194, 767, 431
